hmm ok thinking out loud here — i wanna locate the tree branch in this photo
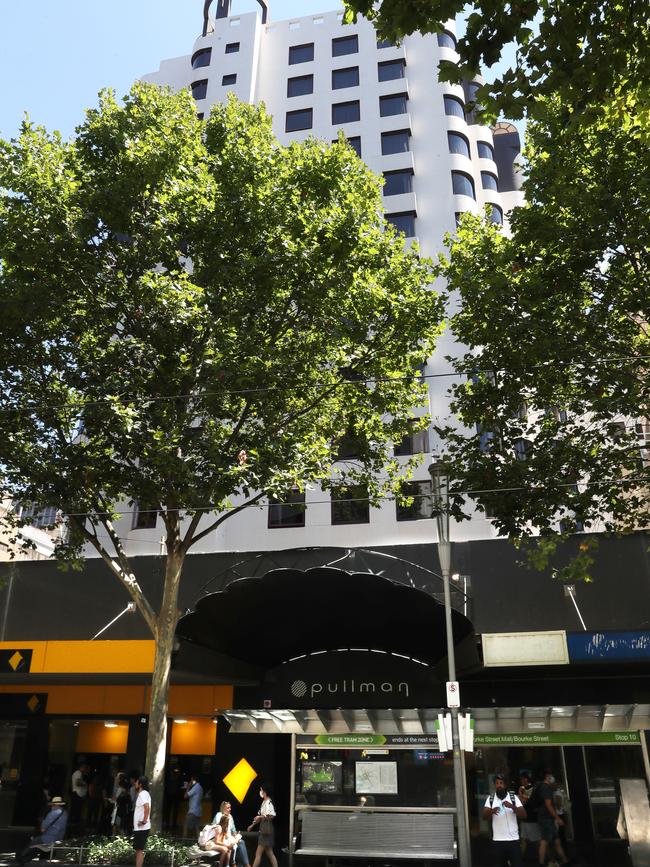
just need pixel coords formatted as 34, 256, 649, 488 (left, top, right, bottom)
184, 491, 266, 551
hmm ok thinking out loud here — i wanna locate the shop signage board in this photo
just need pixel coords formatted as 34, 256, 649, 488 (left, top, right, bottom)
474, 731, 641, 746
482, 631, 569, 667
299, 734, 440, 747
567, 630, 650, 661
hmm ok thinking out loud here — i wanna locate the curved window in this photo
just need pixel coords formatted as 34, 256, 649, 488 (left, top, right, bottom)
191, 80, 208, 101
444, 96, 465, 118
451, 171, 475, 199
481, 171, 499, 191
514, 438, 533, 461
468, 82, 481, 102
191, 48, 212, 69
447, 132, 470, 158
488, 204, 503, 225
437, 31, 457, 50
477, 141, 494, 160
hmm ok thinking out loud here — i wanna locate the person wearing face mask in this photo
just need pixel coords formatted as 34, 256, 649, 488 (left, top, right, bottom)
536, 770, 569, 867
482, 773, 526, 866
248, 786, 278, 867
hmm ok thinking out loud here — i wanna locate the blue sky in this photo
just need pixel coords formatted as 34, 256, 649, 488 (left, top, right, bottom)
0, 1, 520, 141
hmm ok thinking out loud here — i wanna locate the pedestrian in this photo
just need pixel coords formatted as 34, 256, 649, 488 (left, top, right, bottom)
70, 761, 88, 830
482, 772, 526, 866
182, 774, 204, 838
518, 771, 541, 857
213, 800, 251, 867
16, 796, 68, 865
133, 776, 151, 867
536, 770, 569, 866
248, 785, 278, 867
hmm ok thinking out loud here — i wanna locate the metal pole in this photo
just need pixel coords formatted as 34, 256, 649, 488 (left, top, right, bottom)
288, 733, 297, 866
430, 460, 471, 867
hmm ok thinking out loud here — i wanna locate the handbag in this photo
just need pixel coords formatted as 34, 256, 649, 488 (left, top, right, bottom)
259, 815, 273, 834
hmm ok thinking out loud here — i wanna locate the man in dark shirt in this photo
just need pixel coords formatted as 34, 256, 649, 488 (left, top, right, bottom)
536, 770, 569, 866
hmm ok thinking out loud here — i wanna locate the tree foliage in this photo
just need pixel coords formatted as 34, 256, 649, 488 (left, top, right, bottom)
436, 97, 649, 578
344, 0, 650, 127
0, 83, 443, 819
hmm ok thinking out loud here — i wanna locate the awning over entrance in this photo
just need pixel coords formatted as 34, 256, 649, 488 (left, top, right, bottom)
175, 566, 479, 704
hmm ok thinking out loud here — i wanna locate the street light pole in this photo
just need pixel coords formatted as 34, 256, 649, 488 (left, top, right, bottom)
429, 458, 472, 867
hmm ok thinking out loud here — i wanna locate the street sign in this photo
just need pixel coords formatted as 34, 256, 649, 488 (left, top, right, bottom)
446, 680, 460, 708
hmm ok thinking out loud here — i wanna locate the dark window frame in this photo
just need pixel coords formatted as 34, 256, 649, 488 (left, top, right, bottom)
133, 504, 158, 530
287, 74, 314, 97
451, 170, 476, 199
289, 43, 315, 64
477, 141, 495, 160
383, 168, 414, 196
333, 136, 362, 157
385, 210, 416, 237
377, 37, 396, 49
489, 204, 503, 225
443, 95, 465, 118
332, 66, 360, 90
331, 485, 370, 525
332, 100, 361, 125
437, 31, 457, 50
268, 490, 306, 529
481, 171, 499, 191
286, 107, 314, 132
225, 42, 240, 54
191, 79, 209, 101
379, 92, 409, 117
222, 73, 237, 86
378, 59, 406, 82
447, 131, 471, 158
191, 48, 212, 69
332, 35, 359, 56
381, 128, 411, 155
396, 480, 433, 522
393, 423, 430, 456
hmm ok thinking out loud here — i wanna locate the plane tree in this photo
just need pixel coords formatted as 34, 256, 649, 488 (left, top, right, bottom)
0, 83, 443, 821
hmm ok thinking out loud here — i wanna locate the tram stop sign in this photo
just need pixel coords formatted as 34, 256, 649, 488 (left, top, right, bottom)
446, 681, 460, 708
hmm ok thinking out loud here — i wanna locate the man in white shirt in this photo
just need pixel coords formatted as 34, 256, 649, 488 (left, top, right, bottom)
133, 776, 151, 867
482, 773, 526, 866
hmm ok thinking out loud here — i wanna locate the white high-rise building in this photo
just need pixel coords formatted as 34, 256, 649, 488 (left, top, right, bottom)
110, 0, 523, 557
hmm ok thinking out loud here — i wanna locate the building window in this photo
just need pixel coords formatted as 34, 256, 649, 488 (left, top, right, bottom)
437, 31, 457, 50
489, 204, 503, 225
331, 485, 370, 525
477, 141, 494, 160
394, 424, 429, 456
268, 491, 306, 528
20, 504, 58, 529
332, 35, 359, 56
288, 74, 314, 97
289, 43, 314, 64
133, 504, 157, 530
383, 169, 413, 196
452, 171, 475, 199
286, 108, 313, 132
191, 80, 208, 101
378, 59, 406, 82
334, 136, 361, 157
481, 171, 499, 191
332, 66, 359, 89
377, 37, 396, 48
560, 518, 585, 534
444, 96, 465, 118
396, 480, 433, 521
379, 93, 408, 117
332, 100, 360, 125
197, 112, 205, 121
335, 427, 365, 460
222, 73, 237, 86
381, 129, 410, 155
386, 211, 416, 237
225, 42, 240, 54
447, 132, 470, 157
514, 438, 533, 461
191, 48, 212, 69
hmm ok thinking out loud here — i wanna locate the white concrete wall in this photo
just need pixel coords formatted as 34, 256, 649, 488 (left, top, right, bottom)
110, 6, 525, 557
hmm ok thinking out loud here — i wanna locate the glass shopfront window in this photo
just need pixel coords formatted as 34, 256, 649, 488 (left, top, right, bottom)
0, 721, 27, 826
584, 744, 646, 841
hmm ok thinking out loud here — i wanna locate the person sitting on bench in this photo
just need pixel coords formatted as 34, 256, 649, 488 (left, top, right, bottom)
17, 796, 68, 865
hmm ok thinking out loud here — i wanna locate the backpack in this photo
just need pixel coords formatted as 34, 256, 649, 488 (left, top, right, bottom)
198, 824, 215, 847
524, 783, 542, 818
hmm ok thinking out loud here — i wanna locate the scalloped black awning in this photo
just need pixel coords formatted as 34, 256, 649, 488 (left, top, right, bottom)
175, 567, 478, 680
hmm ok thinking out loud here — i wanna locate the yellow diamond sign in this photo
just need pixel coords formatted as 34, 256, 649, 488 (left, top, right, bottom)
8, 652, 23, 671
223, 758, 257, 804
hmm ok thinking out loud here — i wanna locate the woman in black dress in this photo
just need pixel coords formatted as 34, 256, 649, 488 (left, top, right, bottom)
248, 786, 278, 867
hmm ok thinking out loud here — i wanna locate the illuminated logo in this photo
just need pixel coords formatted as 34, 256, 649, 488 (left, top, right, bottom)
223, 758, 257, 804
291, 679, 409, 699
8, 652, 23, 671
291, 680, 307, 697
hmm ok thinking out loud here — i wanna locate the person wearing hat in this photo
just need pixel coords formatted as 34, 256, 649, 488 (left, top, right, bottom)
482, 773, 526, 866
16, 795, 68, 864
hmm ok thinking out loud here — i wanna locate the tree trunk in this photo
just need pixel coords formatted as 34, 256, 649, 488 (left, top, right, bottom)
144, 549, 184, 833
